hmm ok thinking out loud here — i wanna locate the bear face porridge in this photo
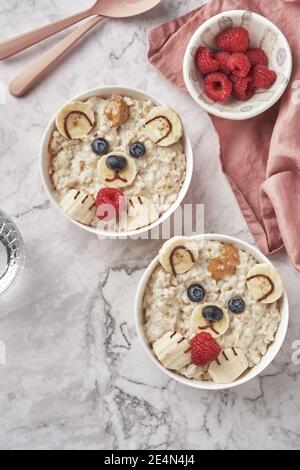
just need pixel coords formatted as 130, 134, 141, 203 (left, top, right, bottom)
48, 94, 186, 232
142, 238, 284, 384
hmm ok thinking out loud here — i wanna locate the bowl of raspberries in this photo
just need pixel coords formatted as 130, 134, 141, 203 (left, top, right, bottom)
183, 10, 292, 120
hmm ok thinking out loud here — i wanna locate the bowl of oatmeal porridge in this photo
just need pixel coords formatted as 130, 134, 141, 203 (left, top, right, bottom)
135, 234, 289, 390
40, 86, 193, 237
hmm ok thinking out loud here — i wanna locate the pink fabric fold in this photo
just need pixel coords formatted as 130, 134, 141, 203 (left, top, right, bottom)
148, 0, 300, 271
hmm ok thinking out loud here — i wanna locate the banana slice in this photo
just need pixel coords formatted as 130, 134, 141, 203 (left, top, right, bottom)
59, 189, 96, 225
191, 304, 230, 339
124, 196, 159, 231
56, 101, 94, 140
97, 152, 137, 189
144, 106, 183, 147
153, 331, 191, 371
246, 263, 284, 304
159, 237, 199, 276
208, 348, 249, 384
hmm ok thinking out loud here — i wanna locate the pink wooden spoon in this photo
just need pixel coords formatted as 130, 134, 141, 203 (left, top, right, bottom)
0, 0, 162, 60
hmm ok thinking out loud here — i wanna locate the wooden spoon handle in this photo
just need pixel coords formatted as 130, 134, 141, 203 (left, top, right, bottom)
9, 16, 105, 97
0, 6, 94, 60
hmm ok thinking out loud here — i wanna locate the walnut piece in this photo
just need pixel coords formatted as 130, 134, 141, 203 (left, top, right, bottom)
105, 95, 129, 127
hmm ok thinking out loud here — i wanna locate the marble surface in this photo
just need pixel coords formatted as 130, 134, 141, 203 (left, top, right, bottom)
0, 0, 299, 451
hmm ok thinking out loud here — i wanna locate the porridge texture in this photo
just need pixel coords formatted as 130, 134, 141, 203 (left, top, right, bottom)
49, 95, 186, 230
143, 239, 283, 383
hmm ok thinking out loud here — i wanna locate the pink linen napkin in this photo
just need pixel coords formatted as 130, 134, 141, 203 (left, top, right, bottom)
148, 0, 300, 271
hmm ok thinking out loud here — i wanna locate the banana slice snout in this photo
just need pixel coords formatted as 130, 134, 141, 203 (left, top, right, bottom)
144, 106, 183, 147
123, 196, 159, 232
59, 189, 96, 225
153, 331, 192, 372
56, 101, 95, 140
159, 237, 199, 276
246, 263, 284, 304
191, 304, 230, 339
97, 152, 137, 189
208, 348, 249, 384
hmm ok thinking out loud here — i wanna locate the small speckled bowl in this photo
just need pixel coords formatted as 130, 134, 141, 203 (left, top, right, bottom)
183, 10, 292, 120
135, 234, 289, 390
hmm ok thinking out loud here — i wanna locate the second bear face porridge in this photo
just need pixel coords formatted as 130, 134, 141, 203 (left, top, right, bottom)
48, 94, 187, 232
143, 238, 284, 384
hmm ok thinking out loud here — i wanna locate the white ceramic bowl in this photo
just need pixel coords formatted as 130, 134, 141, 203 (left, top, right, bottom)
135, 234, 289, 390
183, 10, 292, 120
40, 86, 193, 238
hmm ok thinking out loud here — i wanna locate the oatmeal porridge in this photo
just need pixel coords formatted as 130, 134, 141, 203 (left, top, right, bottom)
48, 94, 187, 231
142, 237, 284, 384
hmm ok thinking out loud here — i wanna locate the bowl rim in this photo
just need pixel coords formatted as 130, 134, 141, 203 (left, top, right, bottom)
183, 9, 293, 121
135, 233, 289, 390
40, 85, 194, 238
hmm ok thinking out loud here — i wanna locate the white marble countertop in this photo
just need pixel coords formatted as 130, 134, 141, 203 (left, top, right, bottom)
0, 0, 299, 451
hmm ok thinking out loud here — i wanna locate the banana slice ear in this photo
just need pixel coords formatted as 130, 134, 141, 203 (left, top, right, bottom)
246, 263, 284, 304
59, 189, 96, 225
208, 348, 249, 384
123, 196, 159, 231
153, 331, 191, 371
145, 106, 183, 147
97, 153, 137, 189
191, 304, 230, 339
56, 101, 95, 140
159, 237, 199, 276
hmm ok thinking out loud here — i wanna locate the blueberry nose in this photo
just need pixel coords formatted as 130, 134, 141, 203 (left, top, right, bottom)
202, 305, 224, 323
106, 155, 128, 172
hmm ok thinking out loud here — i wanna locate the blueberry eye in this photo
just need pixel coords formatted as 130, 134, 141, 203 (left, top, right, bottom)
91, 138, 109, 155
129, 141, 146, 158
187, 284, 206, 303
228, 297, 246, 314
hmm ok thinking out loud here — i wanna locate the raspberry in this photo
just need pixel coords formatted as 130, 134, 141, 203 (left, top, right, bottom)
195, 47, 220, 75
204, 72, 232, 103
246, 48, 268, 66
227, 52, 251, 78
216, 27, 250, 53
252, 64, 277, 89
190, 333, 221, 367
232, 74, 256, 101
215, 51, 231, 74
96, 188, 126, 222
